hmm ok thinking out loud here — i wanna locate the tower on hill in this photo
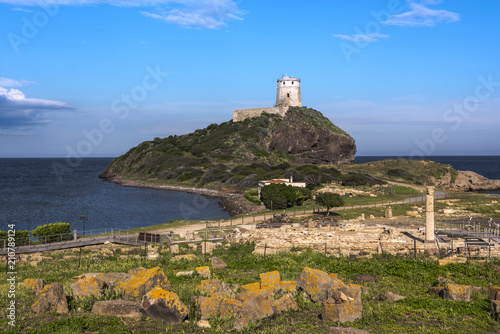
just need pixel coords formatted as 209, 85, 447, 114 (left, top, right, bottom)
232, 74, 302, 122
276, 75, 302, 108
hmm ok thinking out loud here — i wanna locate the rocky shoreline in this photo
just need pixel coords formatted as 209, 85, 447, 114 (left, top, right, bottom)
102, 177, 261, 217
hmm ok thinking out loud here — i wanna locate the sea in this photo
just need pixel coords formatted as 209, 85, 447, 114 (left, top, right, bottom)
0, 156, 499, 232
0, 158, 230, 232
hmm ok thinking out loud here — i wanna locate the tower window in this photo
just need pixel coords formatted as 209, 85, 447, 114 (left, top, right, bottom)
292, 81, 294, 85
287, 93, 290, 97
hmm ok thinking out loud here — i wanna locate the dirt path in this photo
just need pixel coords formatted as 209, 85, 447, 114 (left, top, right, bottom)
386, 181, 426, 192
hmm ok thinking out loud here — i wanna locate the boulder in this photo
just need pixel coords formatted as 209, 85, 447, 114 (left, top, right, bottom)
197, 279, 223, 295
260, 271, 281, 293
374, 292, 406, 302
23, 278, 47, 296
443, 284, 471, 302
169, 244, 179, 254
196, 294, 224, 320
114, 267, 171, 301
234, 294, 275, 330
92, 300, 141, 320
322, 299, 363, 323
196, 266, 211, 278
337, 285, 362, 302
240, 282, 261, 293
140, 287, 189, 324
71, 275, 102, 300
329, 327, 371, 334
298, 267, 334, 302
211, 256, 227, 271
236, 288, 274, 303
220, 298, 243, 319
78, 273, 130, 288
273, 293, 298, 314
355, 274, 375, 284
31, 283, 69, 314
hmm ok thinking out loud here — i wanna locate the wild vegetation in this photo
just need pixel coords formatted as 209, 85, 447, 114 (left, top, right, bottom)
2, 242, 500, 333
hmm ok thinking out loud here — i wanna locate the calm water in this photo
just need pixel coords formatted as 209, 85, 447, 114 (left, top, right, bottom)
0, 158, 230, 232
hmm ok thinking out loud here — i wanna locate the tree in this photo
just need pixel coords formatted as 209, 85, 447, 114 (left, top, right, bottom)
315, 192, 344, 216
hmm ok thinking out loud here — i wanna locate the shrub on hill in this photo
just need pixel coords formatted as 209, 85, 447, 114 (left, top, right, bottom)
32, 222, 72, 243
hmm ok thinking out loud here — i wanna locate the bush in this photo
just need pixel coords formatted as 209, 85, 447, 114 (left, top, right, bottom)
260, 184, 312, 210
0, 230, 30, 246
32, 222, 72, 243
244, 192, 262, 205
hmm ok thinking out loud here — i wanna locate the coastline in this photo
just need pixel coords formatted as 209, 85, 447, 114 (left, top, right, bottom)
104, 176, 261, 217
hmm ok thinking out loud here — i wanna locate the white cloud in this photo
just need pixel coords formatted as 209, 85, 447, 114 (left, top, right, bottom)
333, 33, 389, 43
383, 2, 460, 27
0, 78, 73, 130
1, 0, 245, 29
0, 77, 34, 87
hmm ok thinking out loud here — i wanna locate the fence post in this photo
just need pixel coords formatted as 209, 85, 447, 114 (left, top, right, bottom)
414, 239, 417, 259
264, 244, 267, 258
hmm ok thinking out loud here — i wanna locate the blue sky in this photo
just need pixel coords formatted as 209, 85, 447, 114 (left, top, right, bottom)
1, 0, 499, 158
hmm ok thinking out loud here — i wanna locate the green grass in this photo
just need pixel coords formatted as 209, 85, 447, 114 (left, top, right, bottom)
2, 242, 500, 333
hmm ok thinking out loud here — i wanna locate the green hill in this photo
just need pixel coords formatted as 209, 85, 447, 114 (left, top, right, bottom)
99, 107, 357, 187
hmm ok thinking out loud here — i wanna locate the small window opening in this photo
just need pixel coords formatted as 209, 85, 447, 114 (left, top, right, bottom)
287, 93, 290, 98
292, 81, 294, 85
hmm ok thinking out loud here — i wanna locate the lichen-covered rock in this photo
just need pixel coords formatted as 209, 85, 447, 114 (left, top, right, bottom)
489, 287, 500, 300
234, 294, 276, 330
114, 267, 171, 301
260, 271, 281, 293
280, 281, 297, 293
329, 273, 338, 280
240, 282, 261, 293
236, 288, 274, 303
77, 272, 130, 288
273, 293, 298, 314
196, 266, 211, 278
220, 298, 243, 319
211, 256, 227, 271
23, 278, 47, 296
31, 283, 69, 314
92, 300, 141, 320
71, 275, 102, 300
443, 284, 471, 302
298, 267, 334, 302
196, 279, 223, 295
337, 284, 362, 302
140, 287, 189, 324
197, 295, 224, 320
329, 327, 371, 334
322, 300, 363, 323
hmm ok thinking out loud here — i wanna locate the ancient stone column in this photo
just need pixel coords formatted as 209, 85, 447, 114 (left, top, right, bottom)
425, 186, 435, 243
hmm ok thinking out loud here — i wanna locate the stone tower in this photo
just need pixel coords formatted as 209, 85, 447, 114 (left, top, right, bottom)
276, 75, 302, 108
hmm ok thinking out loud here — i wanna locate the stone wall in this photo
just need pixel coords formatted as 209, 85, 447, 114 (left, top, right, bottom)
233, 107, 284, 122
